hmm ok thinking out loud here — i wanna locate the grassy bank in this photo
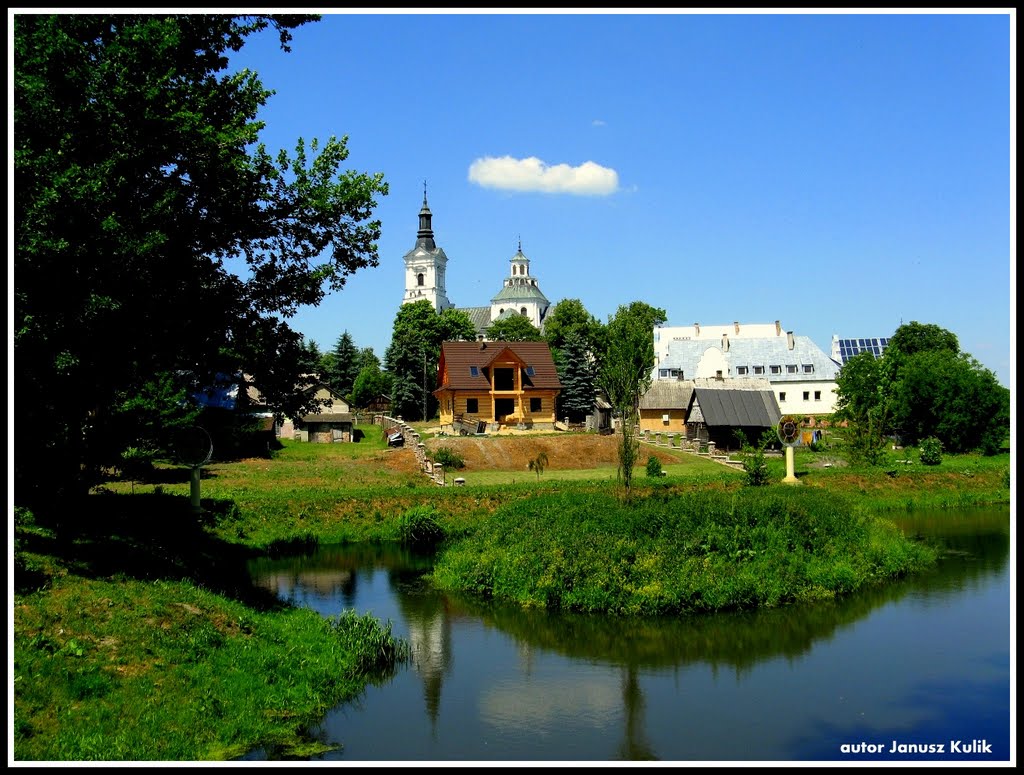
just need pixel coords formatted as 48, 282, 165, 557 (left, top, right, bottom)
13, 506, 408, 761
14, 433, 1010, 760
429, 487, 939, 615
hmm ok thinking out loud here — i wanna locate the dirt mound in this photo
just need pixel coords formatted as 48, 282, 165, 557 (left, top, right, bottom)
423, 433, 681, 472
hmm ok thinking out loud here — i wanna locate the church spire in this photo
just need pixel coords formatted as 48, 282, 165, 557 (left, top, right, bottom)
416, 180, 436, 250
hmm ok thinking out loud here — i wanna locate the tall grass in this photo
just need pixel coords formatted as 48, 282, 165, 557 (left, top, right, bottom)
14, 576, 408, 761
430, 487, 937, 615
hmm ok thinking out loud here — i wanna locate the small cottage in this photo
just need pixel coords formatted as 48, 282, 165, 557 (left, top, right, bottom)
434, 340, 562, 431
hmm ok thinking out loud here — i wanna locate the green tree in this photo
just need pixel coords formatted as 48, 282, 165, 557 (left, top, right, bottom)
15, 14, 388, 503
599, 301, 666, 497
544, 299, 606, 421
880, 320, 960, 395
327, 330, 361, 397
557, 331, 598, 423
544, 298, 607, 357
890, 349, 1009, 454
833, 350, 889, 464
296, 337, 324, 378
485, 314, 543, 342
356, 346, 381, 373
350, 361, 392, 411
384, 300, 476, 420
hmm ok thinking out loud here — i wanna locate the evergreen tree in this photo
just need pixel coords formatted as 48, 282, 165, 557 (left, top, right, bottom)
328, 331, 361, 397
557, 331, 598, 423
296, 337, 323, 378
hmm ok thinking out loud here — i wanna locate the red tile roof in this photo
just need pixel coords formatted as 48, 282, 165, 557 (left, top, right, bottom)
436, 341, 562, 391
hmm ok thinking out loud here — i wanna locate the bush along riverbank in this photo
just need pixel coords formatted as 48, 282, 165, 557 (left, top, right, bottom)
429, 487, 938, 615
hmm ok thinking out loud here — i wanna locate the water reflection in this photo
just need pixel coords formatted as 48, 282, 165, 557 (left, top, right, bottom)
245, 507, 1010, 761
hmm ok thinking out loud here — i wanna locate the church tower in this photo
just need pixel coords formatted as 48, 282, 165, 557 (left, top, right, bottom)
402, 185, 453, 311
489, 239, 550, 331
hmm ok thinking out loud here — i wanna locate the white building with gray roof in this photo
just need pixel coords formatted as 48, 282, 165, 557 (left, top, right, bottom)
653, 321, 842, 417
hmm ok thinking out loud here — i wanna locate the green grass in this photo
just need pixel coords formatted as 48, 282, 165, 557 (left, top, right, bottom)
430, 487, 939, 615
14, 574, 407, 761
14, 435, 1010, 759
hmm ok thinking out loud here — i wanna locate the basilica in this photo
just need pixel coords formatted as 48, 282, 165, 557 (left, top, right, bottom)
401, 190, 551, 339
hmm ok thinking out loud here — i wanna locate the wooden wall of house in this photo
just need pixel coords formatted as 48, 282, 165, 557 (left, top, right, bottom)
639, 408, 686, 433
438, 390, 560, 428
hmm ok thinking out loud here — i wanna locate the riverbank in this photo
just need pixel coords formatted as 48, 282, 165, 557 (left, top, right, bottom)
13, 436, 1011, 760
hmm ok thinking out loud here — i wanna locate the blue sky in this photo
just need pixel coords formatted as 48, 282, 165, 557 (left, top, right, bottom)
225, 10, 1013, 387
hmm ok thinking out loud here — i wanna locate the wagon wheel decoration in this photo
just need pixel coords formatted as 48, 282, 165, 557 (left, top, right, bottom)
172, 426, 213, 467
777, 415, 801, 447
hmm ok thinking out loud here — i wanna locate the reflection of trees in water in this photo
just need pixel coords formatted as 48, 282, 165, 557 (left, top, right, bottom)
247, 508, 1008, 760
617, 665, 656, 761
451, 508, 1010, 674
247, 542, 436, 602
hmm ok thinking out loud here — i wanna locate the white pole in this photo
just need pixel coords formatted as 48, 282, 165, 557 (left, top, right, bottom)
783, 446, 799, 485
190, 466, 202, 513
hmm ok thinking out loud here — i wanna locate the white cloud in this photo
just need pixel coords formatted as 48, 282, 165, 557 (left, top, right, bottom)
468, 155, 619, 196
591, 119, 606, 127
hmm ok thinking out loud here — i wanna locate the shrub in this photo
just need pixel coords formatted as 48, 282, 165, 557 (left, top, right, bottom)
119, 445, 155, 482
738, 429, 774, 487
919, 437, 943, 466
645, 456, 663, 478
528, 452, 549, 481
430, 446, 465, 470
398, 505, 445, 546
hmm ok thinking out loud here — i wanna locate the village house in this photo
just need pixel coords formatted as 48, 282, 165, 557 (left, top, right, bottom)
433, 340, 562, 432
276, 381, 355, 443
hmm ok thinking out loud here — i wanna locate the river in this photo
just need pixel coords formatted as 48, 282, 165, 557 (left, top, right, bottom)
243, 506, 1012, 763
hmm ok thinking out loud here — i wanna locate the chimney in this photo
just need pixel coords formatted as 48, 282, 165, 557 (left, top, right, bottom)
787, 331, 795, 350
722, 334, 730, 352
694, 322, 700, 336
734, 321, 740, 334
775, 320, 782, 336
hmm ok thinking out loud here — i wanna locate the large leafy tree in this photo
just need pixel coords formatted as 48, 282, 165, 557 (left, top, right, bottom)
384, 300, 476, 420
544, 298, 606, 357
834, 321, 1007, 459
15, 14, 388, 503
881, 320, 960, 394
599, 301, 666, 496
350, 361, 393, 412
889, 350, 1009, 454
485, 314, 543, 342
833, 350, 889, 464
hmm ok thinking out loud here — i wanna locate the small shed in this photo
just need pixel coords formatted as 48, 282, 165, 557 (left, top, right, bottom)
685, 379, 781, 451
299, 412, 355, 443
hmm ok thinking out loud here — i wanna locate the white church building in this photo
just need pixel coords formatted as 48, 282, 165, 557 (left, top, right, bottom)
401, 190, 550, 339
